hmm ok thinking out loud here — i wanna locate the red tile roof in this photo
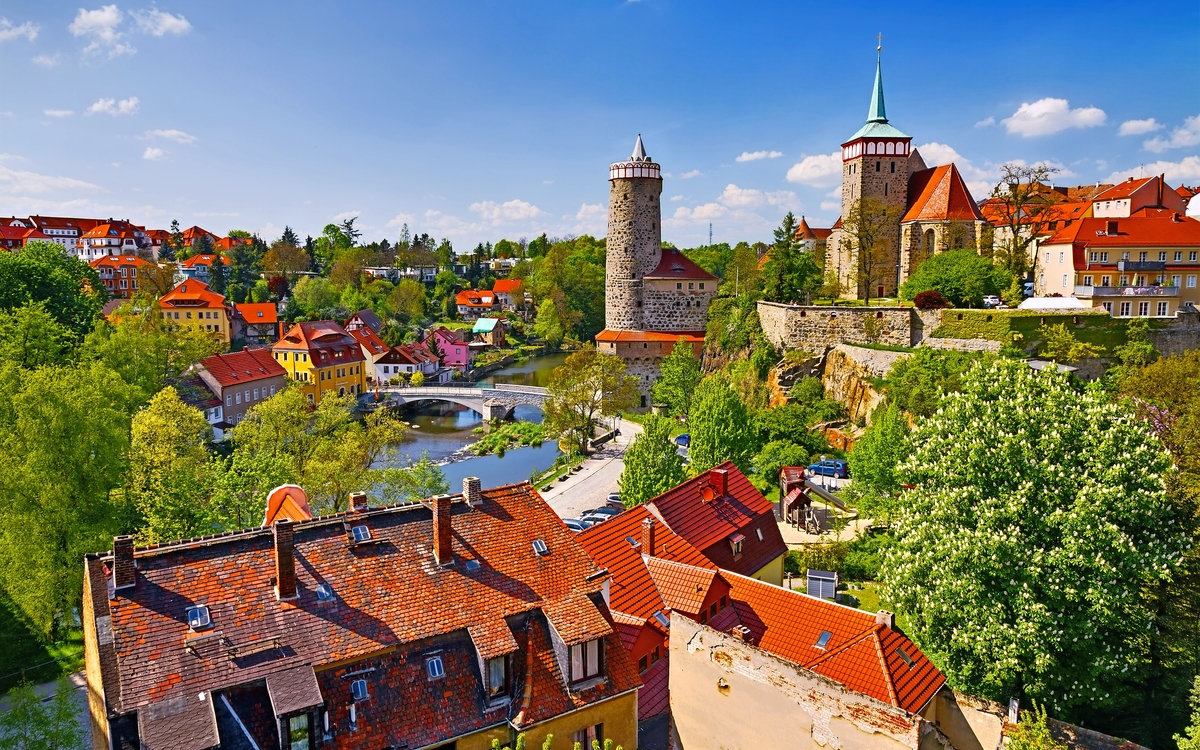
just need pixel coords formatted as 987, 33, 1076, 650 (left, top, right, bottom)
180, 226, 217, 242
1093, 176, 1155, 202
644, 247, 718, 280
1043, 215, 1200, 248
348, 325, 388, 356
794, 217, 832, 241
178, 253, 228, 268
701, 569, 946, 714
903, 164, 985, 223
29, 215, 102, 233
637, 654, 670, 718
642, 556, 719, 615
81, 221, 142, 240
262, 485, 313, 526
595, 330, 706, 343
273, 321, 366, 364
90, 255, 151, 270
646, 463, 788, 578
492, 279, 522, 294
159, 279, 226, 308
213, 236, 254, 251
87, 483, 640, 744
456, 290, 496, 307
234, 302, 278, 324
199, 348, 286, 387
979, 199, 1092, 229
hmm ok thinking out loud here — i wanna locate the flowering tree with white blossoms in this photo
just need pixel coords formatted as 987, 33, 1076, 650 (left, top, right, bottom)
881, 359, 1189, 714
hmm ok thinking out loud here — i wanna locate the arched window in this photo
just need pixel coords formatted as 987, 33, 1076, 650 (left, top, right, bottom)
867, 142, 876, 155
924, 229, 935, 255
886, 142, 895, 155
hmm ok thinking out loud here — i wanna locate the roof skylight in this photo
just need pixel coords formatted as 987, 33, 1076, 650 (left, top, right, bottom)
351, 525, 371, 542
186, 605, 211, 630
315, 584, 335, 602
897, 646, 914, 667
532, 538, 549, 556
815, 631, 832, 650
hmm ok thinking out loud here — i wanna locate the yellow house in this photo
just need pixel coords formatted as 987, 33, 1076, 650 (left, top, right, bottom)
271, 320, 366, 403
158, 278, 231, 347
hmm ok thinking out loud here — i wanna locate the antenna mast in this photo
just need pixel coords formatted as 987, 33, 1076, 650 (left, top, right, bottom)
709, 223, 713, 246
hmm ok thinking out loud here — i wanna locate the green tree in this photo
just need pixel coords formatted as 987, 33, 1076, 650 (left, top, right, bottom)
544, 347, 638, 457
1108, 317, 1158, 385
839, 197, 906, 303
883, 348, 984, 418
881, 359, 1188, 714
0, 675, 84, 750
128, 387, 215, 543
389, 278, 426, 321
280, 225, 300, 247
532, 292, 569, 348
1176, 677, 1200, 750
0, 241, 107, 338
989, 163, 1060, 278
208, 252, 228, 294
291, 276, 340, 317
688, 374, 756, 473
0, 302, 74, 368
0, 363, 136, 636
752, 440, 809, 490
262, 240, 312, 279
410, 370, 425, 387
844, 403, 909, 524
899, 248, 1011, 307
618, 415, 687, 507
1006, 703, 1067, 750
762, 212, 821, 304
651, 339, 703, 416
1038, 322, 1102, 363
377, 451, 450, 504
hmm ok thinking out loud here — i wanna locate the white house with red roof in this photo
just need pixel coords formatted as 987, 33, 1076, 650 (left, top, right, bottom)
347, 325, 390, 384
491, 279, 523, 310
90, 255, 152, 300
455, 289, 498, 320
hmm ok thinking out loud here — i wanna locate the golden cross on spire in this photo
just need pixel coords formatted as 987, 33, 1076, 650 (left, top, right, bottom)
877, 32, 882, 51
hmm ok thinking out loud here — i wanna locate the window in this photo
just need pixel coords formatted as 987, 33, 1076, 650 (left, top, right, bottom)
729, 534, 745, 557
1158, 301, 1170, 317
350, 679, 368, 702
884, 183, 888, 196
709, 602, 718, 619
1140, 252, 1148, 261
1138, 302, 1149, 317
235, 392, 242, 405
815, 631, 832, 650
1120, 302, 1131, 317
1059, 252, 1064, 263
244, 390, 250, 403
1101, 252, 1109, 262
688, 282, 694, 289
185, 605, 211, 630
270, 385, 276, 396
755, 527, 764, 542
426, 655, 445, 680
569, 639, 603, 683
1090, 252, 1098, 262
1045, 252, 1050, 263
1062, 275, 1068, 288
351, 525, 371, 542
487, 656, 508, 698
288, 715, 309, 750
1191, 252, 1198, 262
875, 161, 880, 172
1083, 276, 1093, 286
676, 283, 682, 290
1102, 302, 1112, 314
573, 726, 603, 746
638, 655, 648, 673
890, 160, 895, 173
1176, 252, 1184, 262
699, 282, 705, 290
1173, 275, 1182, 287
1120, 275, 1128, 286
1189, 275, 1198, 288
226, 395, 233, 407
315, 583, 334, 602
253, 388, 259, 400
1160, 252, 1168, 261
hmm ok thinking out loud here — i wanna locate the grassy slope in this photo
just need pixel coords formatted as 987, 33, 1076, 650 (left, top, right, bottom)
0, 596, 83, 693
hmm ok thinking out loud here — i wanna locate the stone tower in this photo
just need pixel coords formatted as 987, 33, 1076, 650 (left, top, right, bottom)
828, 51, 922, 299
605, 135, 663, 331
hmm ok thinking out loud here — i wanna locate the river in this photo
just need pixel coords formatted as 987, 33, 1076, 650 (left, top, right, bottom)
375, 353, 570, 490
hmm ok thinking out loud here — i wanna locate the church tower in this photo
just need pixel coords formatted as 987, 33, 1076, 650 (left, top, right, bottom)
828, 47, 924, 299
605, 135, 662, 331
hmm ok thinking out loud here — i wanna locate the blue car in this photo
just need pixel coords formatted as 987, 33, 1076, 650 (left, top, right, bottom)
808, 459, 849, 479
675, 433, 691, 447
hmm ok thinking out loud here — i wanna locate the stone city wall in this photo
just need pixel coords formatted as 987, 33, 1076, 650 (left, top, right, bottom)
643, 280, 717, 331
1149, 309, 1200, 355
758, 301, 917, 351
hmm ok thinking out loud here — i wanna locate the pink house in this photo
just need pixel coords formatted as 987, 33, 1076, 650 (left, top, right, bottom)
425, 326, 470, 369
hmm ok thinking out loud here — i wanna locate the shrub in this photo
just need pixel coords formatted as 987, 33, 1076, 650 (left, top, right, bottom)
913, 290, 950, 310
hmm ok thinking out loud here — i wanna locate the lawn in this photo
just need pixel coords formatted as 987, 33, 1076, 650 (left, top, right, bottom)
0, 595, 83, 693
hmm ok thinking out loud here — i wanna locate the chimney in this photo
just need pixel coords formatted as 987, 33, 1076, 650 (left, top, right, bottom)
274, 520, 298, 601
732, 625, 750, 641
112, 535, 136, 591
875, 610, 895, 629
709, 468, 728, 497
432, 494, 453, 565
463, 477, 482, 508
641, 517, 656, 557
349, 491, 368, 513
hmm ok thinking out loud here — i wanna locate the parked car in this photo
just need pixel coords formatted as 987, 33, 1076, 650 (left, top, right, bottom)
674, 433, 691, 447
982, 295, 1001, 308
563, 518, 592, 533
581, 507, 622, 525
605, 494, 623, 510
807, 459, 849, 479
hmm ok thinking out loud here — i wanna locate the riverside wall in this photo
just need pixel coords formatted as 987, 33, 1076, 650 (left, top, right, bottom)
758, 301, 922, 351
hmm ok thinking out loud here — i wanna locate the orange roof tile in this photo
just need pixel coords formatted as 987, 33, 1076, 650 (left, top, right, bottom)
234, 302, 278, 324
1093, 176, 1156, 202
903, 164, 985, 223
159, 279, 226, 308
199, 348, 286, 387
90, 255, 151, 270
595, 330, 706, 343
262, 485, 313, 526
642, 556, 718, 615
1043, 215, 1200, 248
178, 253, 228, 268
644, 247, 718, 280
348, 325, 388, 356
456, 289, 496, 307
492, 279, 522, 294
273, 321, 366, 364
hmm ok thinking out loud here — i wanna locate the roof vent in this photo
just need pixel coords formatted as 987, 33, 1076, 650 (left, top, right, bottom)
532, 538, 549, 557
350, 679, 368, 702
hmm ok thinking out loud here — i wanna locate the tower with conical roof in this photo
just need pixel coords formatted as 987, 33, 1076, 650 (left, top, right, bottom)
605, 135, 663, 330
828, 46, 924, 299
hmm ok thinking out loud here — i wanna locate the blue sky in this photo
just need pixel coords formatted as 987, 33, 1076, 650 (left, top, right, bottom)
2, 1, 1197, 249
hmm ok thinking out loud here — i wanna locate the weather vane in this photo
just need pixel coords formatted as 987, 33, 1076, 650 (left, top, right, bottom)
877, 32, 882, 51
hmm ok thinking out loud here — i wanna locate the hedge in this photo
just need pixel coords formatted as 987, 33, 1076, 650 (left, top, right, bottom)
931, 309, 1132, 353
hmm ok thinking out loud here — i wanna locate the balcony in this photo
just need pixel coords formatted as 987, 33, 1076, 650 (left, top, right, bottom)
1117, 260, 1166, 273
1074, 285, 1179, 298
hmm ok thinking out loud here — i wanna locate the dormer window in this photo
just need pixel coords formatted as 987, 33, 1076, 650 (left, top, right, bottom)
426, 655, 445, 680
569, 639, 603, 684
186, 605, 211, 630
487, 656, 508, 698
351, 525, 371, 542
729, 534, 745, 558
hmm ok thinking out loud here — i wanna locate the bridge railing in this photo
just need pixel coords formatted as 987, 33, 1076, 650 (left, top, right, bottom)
491, 384, 548, 396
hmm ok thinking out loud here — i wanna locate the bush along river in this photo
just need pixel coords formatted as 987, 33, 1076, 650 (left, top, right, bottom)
373, 353, 570, 489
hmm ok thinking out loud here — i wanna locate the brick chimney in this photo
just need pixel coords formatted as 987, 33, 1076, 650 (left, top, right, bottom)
709, 468, 728, 497
641, 517, 656, 557
113, 535, 136, 591
349, 491, 368, 513
875, 610, 895, 629
432, 494, 453, 565
463, 477, 482, 508
274, 519, 297, 601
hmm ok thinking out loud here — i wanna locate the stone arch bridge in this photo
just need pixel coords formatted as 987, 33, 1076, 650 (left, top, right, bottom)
360, 384, 548, 421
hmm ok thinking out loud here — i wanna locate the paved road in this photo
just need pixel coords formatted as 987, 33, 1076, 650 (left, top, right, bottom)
540, 418, 642, 519
0, 670, 90, 743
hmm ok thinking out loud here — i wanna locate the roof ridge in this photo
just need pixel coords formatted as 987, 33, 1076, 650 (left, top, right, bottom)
802, 622, 883, 669
870, 624, 900, 707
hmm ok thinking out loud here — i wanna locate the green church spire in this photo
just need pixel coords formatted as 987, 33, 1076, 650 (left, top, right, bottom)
867, 41, 887, 124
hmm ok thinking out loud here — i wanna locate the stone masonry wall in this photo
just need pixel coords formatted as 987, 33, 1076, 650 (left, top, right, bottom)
828, 146, 913, 299
758, 301, 916, 351
605, 175, 663, 330
1150, 309, 1200, 355
643, 278, 717, 331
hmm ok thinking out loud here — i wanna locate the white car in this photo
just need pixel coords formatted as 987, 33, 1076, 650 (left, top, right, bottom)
982, 295, 1001, 308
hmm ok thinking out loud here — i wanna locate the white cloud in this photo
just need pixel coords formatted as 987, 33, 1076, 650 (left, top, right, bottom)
469, 199, 544, 222
670, 195, 685, 201
679, 169, 702, 179
331, 210, 361, 223
132, 8, 190, 36
786, 151, 841, 187
43, 109, 75, 118
385, 212, 415, 228
70, 5, 135, 56
975, 116, 995, 128
87, 96, 139, 116
1104, 156, 1200, 187
32, 53, 61, 67
1118, 118, 1161, 136
0, 165, 101, 194
1143, 115, 1200, 153
820, 200, 840, 212
142, 147, 165, 160
573, 203, 605, 222
0, 18, 39, 42
143, 128, 195, 144
1001, 98, 1106, 137
735, 150, 784, 163
665, 182, 799, 235
670, 203, 728, 222
716, 183, 797, 209
569, 203, 607, 234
